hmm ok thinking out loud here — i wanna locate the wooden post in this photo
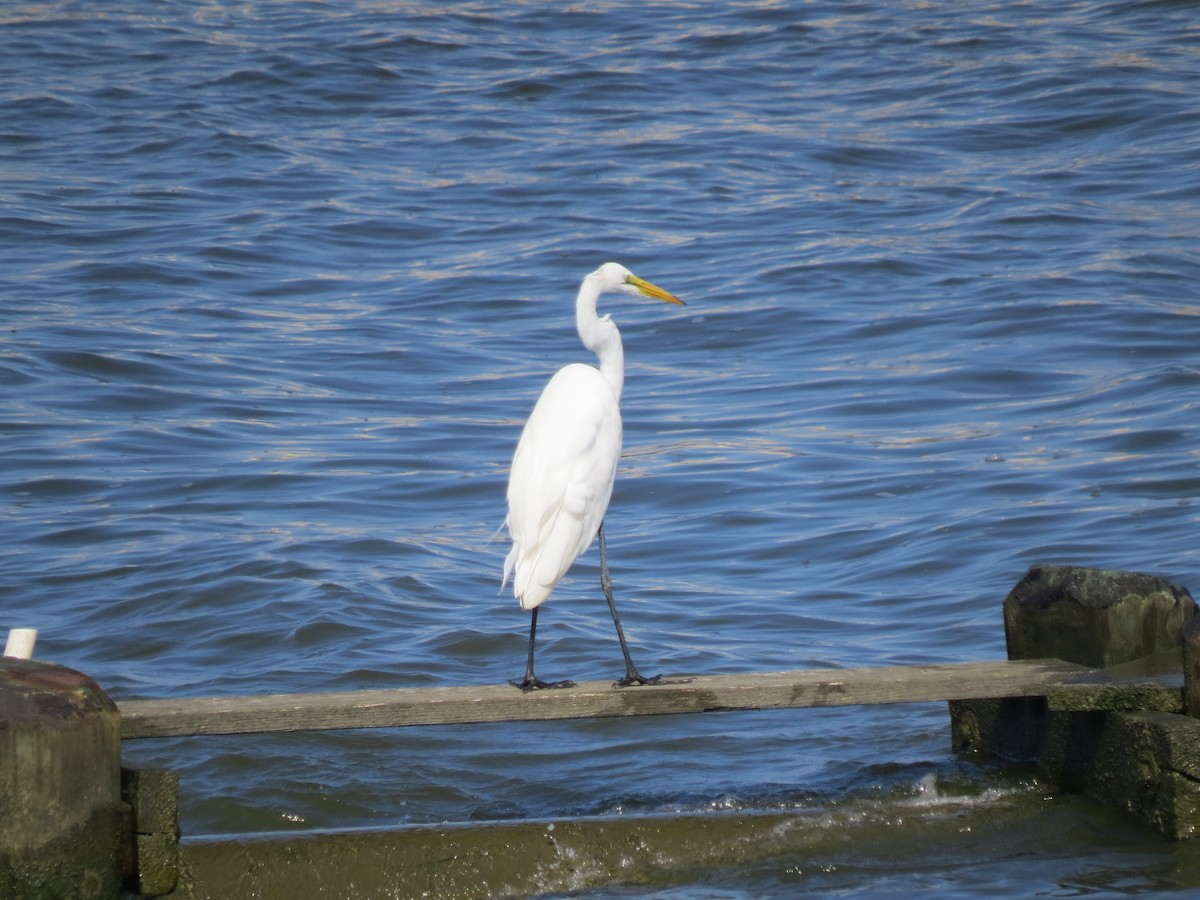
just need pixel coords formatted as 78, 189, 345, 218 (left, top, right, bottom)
0, 659, 126, 898
951, 564, 1200, 839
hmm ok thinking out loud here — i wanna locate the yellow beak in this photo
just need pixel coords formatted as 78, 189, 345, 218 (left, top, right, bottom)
627, 274, 685, 306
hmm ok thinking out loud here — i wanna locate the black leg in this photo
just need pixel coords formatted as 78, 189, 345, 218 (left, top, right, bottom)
510, 605, 576, 692
598, 521, 662, 687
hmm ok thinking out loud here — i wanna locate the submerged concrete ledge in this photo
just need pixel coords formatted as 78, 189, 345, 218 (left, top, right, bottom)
176, 814, 806, 900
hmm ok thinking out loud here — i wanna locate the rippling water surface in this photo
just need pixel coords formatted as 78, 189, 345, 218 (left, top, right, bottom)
3, 0, 1200, 894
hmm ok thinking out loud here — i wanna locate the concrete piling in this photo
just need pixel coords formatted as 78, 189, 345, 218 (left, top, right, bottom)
1003, 564, 1195, 668
952, 564, 1200, 838
1181, 611, 1200, 718
0, 658, 126, 898
122, 766, 181, 897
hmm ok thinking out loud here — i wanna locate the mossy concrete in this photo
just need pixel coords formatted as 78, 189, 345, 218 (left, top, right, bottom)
171, 814, 808, 899
123, 766, 181, 897
1004, 564, 1195, 668
0, 658, 126, 898
954, 565, 1200, 839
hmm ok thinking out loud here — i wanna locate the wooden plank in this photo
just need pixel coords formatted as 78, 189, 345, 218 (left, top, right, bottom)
118, 659, 1095, 740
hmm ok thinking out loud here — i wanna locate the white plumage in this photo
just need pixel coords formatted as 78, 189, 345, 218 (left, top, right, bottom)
504, 362, 621, 611
502, 262, 683, 690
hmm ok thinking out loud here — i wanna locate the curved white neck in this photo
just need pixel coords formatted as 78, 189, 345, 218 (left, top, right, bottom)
576, 273, 624, 400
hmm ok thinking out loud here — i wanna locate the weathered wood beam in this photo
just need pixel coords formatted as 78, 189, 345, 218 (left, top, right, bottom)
118, 659, 1106, 740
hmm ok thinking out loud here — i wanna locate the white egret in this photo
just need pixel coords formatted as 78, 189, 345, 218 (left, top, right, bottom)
502, 262, 684, 691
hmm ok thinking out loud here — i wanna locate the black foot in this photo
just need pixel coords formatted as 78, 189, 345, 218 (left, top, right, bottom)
510, 677, 577, 692
615, 671, 661, 687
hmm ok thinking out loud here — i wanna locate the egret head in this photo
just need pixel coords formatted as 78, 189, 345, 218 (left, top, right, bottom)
594, 262, 685, 306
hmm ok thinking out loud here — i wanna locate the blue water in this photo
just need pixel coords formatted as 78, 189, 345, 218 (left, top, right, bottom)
3, 0, 1200, 893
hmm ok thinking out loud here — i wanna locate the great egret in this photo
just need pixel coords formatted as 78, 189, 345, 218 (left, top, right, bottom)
502, 262, 684, 691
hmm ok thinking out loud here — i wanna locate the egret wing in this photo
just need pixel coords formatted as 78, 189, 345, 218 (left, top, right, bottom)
504, 364, 621, 609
